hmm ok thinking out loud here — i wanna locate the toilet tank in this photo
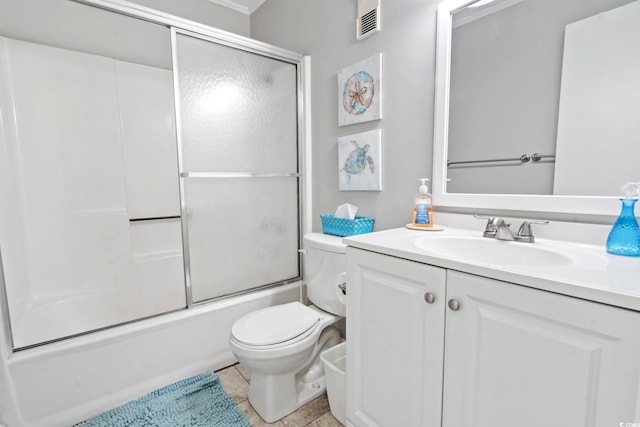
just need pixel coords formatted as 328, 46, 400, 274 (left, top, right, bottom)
303, 233, 347, 317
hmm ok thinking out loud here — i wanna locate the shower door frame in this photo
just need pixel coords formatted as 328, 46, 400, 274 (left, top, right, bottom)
0, 0, 309, 350
172, 27, 307, 306
71, 0, 311, 307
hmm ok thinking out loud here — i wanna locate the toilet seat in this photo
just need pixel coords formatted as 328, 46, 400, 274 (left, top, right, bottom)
231, 302, 320, 347
232, 324, 319, 351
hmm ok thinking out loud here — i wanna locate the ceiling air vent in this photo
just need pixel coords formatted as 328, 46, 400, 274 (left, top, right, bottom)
357, 0, 380, 41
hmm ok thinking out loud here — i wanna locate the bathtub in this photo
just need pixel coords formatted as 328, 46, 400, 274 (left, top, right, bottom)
0, 282, 299, 427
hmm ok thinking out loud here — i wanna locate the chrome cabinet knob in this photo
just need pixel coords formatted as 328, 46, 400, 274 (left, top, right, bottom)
424, 292, 436, 304
448, 299, 460, 311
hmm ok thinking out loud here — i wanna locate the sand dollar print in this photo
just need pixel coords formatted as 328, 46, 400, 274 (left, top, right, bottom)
342, 71, 375, 115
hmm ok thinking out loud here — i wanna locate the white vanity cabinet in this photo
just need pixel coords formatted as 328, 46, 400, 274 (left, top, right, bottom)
346, 247, 446, 427
443, 270, 640, 427
346, 247, 640, 427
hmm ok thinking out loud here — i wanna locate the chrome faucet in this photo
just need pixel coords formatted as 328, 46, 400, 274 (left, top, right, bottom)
475, 215, 549, 243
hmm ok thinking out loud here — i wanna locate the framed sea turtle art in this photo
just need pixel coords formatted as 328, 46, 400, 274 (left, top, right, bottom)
337, 53, 382, 126
338, 129, 382, 191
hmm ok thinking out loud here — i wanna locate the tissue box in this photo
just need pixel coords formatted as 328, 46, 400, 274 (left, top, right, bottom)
320, 214, 375, 237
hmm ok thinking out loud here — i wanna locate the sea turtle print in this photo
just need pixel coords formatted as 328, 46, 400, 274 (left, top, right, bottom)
342, 140, 375, 183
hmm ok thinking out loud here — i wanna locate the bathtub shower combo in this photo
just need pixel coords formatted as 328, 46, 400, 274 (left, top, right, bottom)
0, 1, 307, 425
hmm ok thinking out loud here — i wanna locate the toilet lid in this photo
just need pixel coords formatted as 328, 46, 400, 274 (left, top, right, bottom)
232, 302, 320, 346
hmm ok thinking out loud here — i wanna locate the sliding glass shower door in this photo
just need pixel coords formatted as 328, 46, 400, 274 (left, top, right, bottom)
173, 31, 301, 304
0, 1, 305, 350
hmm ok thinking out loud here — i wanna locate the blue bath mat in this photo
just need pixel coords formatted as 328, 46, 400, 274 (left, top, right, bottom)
75, 372, 250, 427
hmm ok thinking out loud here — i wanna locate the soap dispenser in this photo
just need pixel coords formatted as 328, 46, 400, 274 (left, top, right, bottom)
606, 182, 640, 257
411, 178, 433, 228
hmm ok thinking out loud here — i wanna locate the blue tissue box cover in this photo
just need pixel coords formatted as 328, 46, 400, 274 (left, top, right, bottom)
320, 214, 375, 237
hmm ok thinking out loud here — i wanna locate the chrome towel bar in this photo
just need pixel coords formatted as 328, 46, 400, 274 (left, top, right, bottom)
447, 153, 555, 167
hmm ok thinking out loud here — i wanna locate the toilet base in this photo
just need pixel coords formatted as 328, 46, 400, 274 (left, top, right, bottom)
246, 326, 341, 422
248, 371, 327, 423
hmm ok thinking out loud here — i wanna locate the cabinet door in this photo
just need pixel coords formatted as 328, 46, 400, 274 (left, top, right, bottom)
346, 248, 446, 427
443, 270, 640, 427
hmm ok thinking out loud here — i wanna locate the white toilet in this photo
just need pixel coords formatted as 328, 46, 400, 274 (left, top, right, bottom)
229, 233, 346, 422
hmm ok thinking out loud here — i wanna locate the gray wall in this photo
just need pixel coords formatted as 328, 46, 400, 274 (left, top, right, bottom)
447, 0, 634, 196
448, 0, 562, 195
0, 0, 250, 60
251, 0, 442, 232
131, 0, 250, 35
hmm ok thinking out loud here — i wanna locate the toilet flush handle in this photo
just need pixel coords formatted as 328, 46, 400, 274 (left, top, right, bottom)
338, 282, 346, 295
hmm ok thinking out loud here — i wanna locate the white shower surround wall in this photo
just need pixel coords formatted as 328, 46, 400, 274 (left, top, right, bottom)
0, 35, 186, 349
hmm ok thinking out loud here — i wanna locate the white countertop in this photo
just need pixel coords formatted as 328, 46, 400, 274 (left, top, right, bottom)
343, 226, 640, 312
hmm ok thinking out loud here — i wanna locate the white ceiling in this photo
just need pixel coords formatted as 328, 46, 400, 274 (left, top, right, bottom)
206, 0, 267, 14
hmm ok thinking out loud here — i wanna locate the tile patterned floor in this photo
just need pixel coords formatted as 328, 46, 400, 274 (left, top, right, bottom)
216, 363, 344, 427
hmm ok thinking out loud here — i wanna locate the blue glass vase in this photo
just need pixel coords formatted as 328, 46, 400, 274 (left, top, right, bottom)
606, 198, 640, 257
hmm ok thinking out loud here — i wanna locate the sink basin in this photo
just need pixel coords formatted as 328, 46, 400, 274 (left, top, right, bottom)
414, 236, 573, 267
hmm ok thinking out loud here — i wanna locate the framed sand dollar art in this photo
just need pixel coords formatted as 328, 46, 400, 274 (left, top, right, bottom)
337, 53, 382, 126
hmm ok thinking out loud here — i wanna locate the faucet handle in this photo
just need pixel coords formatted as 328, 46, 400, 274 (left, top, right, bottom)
474, 215, 509, 237
516, 219, 549, 243
474, 214, 509, 226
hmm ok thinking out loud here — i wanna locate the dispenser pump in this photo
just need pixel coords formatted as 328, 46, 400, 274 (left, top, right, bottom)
418, 178, 430, 195
621, 182, 640, 199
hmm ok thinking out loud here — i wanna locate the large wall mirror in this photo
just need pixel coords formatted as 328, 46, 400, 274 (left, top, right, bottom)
433, 0, 640, 216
